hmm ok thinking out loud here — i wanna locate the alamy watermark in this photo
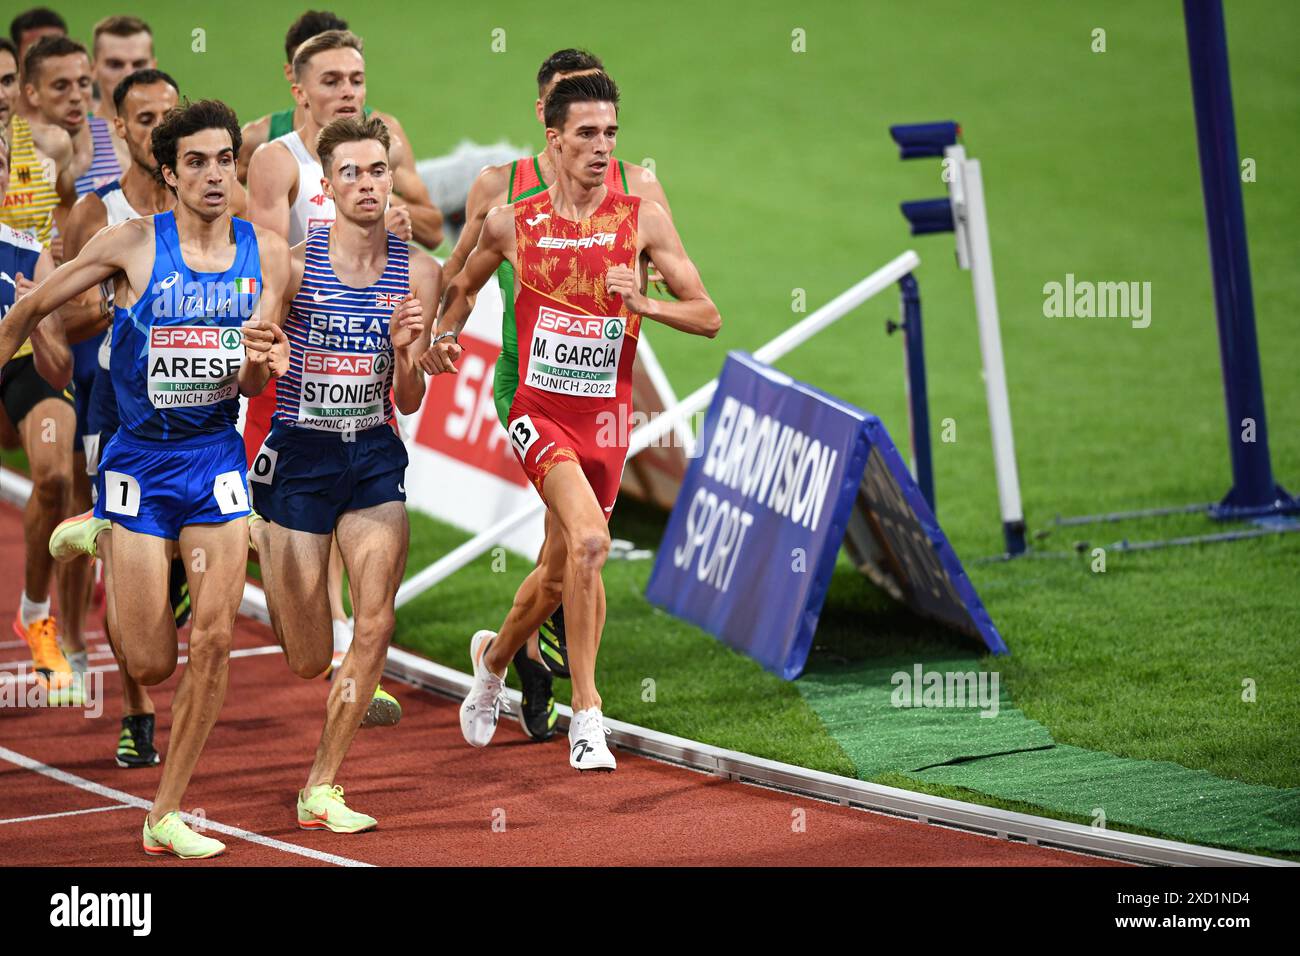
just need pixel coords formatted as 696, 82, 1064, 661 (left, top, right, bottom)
891, 664, 1000, 718
0, 668, 103, 718
1042, 273, 1151, 328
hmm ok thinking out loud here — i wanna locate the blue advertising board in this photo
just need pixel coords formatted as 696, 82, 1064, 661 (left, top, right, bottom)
646, 352, 1006, 680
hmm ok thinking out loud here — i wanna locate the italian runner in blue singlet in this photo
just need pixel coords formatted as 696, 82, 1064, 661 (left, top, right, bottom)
93, 210, 262, 538
248, 226, 409, 533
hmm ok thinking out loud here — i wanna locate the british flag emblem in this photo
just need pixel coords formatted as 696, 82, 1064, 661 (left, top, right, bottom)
375, 292, 403, 308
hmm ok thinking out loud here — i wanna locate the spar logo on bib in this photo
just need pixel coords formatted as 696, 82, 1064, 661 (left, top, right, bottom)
146, 324, 242, 408
298, 349, 389, 432
526, 307, 625, 398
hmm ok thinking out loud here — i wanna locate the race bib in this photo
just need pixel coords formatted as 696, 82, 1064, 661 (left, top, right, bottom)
103, 470, 141, 517
212, 470, 249, 515
248, 442, 277, 484
297, 349, 389, 431
147, 325, 242, 408
508, 414, 540, 461
525, 307, 625, 399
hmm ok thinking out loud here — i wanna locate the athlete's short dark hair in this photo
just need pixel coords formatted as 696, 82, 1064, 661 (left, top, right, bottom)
113, 67, 178, 113
9, 8, 66, 47
0, 37, 18, 66
152, 99, 241, 194
286, 10, 349, 63
317, 114, 390, 178
544, 71, 619, 131
536, 49, 603, 95
23, 35, 87, 84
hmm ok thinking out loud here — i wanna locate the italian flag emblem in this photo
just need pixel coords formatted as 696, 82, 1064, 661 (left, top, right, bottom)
235, 277, 258, 295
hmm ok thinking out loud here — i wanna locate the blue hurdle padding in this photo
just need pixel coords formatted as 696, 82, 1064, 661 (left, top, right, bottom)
900, 198, 954, 236
889, 121, 960, 159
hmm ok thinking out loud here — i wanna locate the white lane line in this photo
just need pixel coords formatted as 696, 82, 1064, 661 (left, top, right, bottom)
0, 804, 136, 825
0, 744, 373, 867
0, 643, 282, 684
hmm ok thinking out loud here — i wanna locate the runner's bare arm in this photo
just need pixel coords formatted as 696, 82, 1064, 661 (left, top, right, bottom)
0, 220, 135, 366
269, 241, 307, 328
441, 164, 509, 286
237, 114, 272, 185
606, 201, 720, 338
381, 114, 444, 249
421, 204, 511, 375
239, 227, 292, 396
57, 191, 111, 345
26, 249, 73, 389
245, 141, 296, 240
392, 249, 443, 414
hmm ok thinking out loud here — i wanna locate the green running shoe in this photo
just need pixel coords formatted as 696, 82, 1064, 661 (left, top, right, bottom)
142, 811, 225, 859
48, 510, 108, 562
297, 784, 377, 833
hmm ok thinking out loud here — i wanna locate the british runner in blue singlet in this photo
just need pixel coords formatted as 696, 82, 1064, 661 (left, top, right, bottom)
93, 210, 262, 538
248, 226, 409, 534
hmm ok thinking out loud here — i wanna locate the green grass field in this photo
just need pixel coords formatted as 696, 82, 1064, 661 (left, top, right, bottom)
17, 1, 1300, 849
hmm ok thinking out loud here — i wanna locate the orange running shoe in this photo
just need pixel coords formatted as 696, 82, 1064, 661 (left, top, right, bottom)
13, 613, 74, 692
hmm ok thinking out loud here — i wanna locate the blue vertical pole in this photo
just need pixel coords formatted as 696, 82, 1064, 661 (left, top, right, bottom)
1183, 0, 1295, 518
898, 273, 935, 513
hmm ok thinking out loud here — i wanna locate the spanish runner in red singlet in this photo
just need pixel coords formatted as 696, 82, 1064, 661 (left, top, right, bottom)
441, 50, 677, 742
424, 73, 721, 771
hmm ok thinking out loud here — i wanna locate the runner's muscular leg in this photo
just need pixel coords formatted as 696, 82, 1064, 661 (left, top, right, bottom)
539, 462, 610, 713
327, 536, 349, 623
59, 455, 95, 654
98, 531, 153, 715
306, 502, 408, 789
103, 524, 176, 683
484, 509, 567, 674
20, 398, 74, 604
150, 518, 246, 823
252, 519, 333, 679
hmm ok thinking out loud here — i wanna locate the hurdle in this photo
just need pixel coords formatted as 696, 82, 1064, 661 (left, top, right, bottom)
892, 120, 1026, 557
240, 249, 924, 621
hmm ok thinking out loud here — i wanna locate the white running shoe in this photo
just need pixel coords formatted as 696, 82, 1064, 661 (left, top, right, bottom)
568, 707, 616, 771
459, 630, 507, 747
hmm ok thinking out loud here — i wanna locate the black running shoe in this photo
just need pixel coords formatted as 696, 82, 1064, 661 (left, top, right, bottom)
514, 647, 557, 741
169, 558, 191, 629
116, 714, 161, 769
537, 605, 569, 678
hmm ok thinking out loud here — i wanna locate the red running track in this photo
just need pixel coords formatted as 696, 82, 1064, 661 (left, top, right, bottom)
0, 501, 1122, 867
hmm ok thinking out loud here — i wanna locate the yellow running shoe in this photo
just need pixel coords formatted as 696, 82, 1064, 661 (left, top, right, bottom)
297, 784, 377, 833
48, 510, 109, 562
13, 613, 74, 694
142, 811, 226, 859
360, 685, 401, 729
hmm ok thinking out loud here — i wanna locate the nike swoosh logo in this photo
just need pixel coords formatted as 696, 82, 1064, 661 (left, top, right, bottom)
313, 290, 349, 303
397, 482, 405, 493
0, 272, 14, 288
